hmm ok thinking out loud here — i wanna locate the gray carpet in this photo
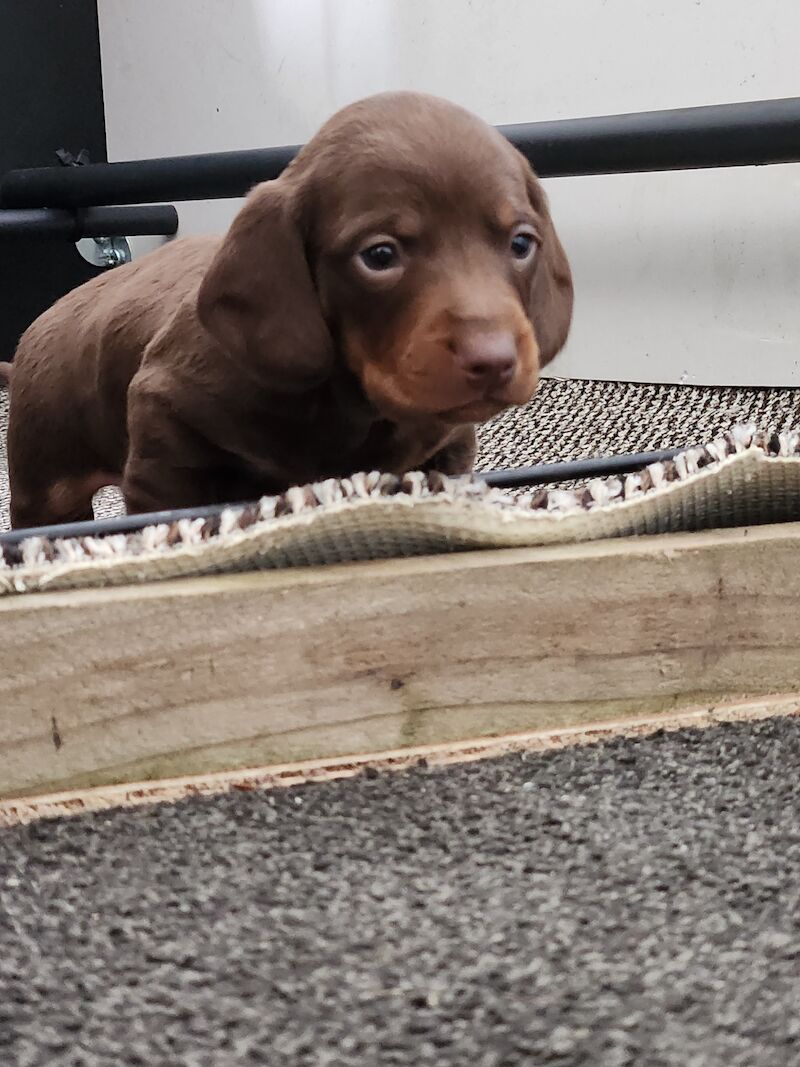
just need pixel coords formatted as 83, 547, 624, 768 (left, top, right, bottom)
2, 716, 800, 1065
2, 379, 800, 530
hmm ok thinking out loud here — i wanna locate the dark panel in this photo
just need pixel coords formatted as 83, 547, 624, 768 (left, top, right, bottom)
0, 0, 107, 359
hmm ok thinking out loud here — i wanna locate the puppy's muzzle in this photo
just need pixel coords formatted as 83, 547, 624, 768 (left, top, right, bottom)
452, 328, 517, 393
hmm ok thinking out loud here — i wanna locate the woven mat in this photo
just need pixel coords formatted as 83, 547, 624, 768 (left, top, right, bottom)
3, 379, 800, 532
3, 382, 800, 597
2, 426, 800, 596
477, 378, 800, 470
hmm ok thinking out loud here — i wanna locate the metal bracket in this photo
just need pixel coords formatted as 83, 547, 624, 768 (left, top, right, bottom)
78, 235, 132, 268
57, 148, 133, 269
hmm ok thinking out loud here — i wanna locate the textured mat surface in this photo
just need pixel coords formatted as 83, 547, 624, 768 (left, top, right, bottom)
2, 716, 800, 1066
3, 426, 800, 595
3, 379, 800, 531
477, 378, 800, 473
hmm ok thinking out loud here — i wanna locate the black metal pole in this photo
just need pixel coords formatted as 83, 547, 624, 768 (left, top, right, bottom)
0, 501, 241, 548
480, 447, 683, 490
0, 145, 300, 209
2, 97, 800, 209
499, 95, 800, 178
0, 204, 179, 239
0, 447, 684, 548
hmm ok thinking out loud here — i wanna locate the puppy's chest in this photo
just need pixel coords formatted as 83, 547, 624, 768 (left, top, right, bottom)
293, 417, 445, 479
344, 419, 445, 476
240, 413, 445, 486
313, 378, 448, 474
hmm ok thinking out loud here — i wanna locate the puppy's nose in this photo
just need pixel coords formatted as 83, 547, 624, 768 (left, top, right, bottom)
455, 330, 517, 390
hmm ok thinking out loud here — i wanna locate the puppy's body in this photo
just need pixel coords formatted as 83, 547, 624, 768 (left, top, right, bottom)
6, 92, 573, 528
9, 236, 461, 521
8, 239, 216, 517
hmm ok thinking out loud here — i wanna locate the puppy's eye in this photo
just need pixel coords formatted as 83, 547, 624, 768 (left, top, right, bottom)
359, 242, 399, 272
510, 231, 537, 261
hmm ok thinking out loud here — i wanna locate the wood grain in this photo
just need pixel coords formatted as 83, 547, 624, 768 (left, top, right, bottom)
3, 694, 798, 826
2, 521, 800, 798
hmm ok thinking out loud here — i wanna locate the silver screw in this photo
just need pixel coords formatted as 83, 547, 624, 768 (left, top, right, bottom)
93, 236, 132, 268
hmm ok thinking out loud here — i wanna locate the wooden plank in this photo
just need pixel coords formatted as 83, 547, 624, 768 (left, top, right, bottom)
2, 521, 800, 799
3, 693, 798, 827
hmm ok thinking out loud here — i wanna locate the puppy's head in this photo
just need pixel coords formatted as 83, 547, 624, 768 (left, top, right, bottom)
198, 92, 573, 422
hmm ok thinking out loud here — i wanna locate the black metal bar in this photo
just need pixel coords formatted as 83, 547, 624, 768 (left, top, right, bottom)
0, 448, 684, 548
0, 501, 242, 548
480, 447, 684, 490
0, 204, 179, 239
499, 96, 800, 178
0, 145, 300, 209
2, 97, 800, 209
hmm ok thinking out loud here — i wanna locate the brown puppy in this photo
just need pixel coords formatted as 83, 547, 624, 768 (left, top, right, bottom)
5, 91, 573, 528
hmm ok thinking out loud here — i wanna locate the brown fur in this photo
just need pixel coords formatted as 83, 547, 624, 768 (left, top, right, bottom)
5, 92, 572, 528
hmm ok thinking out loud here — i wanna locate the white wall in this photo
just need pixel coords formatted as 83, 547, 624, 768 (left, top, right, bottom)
98, 0, 800, 387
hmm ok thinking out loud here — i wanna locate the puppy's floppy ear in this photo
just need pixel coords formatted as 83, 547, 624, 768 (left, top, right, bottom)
197, 178, 334, 389
521, 162, 574, 368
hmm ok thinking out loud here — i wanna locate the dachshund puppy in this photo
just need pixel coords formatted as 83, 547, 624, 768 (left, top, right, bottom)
4, 91, 572, 527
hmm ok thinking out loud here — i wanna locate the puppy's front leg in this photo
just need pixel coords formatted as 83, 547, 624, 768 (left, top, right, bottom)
122, 458, 218, 515
123, 378, 225, 515
421, 425, 478, 477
